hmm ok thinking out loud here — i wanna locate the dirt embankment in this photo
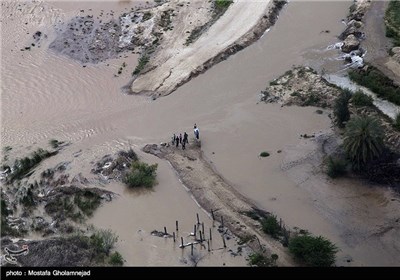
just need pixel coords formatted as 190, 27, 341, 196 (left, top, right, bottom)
142, 143, 295, 266
130, 0, 286, 97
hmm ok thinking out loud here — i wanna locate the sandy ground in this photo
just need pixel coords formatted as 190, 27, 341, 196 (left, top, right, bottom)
130, 0, 273, 96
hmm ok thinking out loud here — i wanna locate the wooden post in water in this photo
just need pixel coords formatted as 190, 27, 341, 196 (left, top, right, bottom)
209, 228, 212, 240
221, 216, 224, 228
211, 209, 215, 221
191, 243, 194, 256
196, 213, 200, 225
199, 231, 203, 242
279, 218, 282, 229
176, 220, 179, 231
201, 222, 205, 236
164, 227, 167, 235
173, 232, 176, 242
207, 240, 210, 252
181, 237, 184, 248
194, 224, 197, 238
222, 235, 226, 248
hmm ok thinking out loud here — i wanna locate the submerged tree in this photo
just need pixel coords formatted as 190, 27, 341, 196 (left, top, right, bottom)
343, 115, 385, 170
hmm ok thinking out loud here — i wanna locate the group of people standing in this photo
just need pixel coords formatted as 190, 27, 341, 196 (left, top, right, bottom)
172, 124, 200, 150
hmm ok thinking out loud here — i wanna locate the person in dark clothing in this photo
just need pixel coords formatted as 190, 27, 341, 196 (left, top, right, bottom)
176, 136, 179, 147
172, 133, 176, 145
183, 132, 189, 144
194, 127, 199, 140
179, 133, 183, 144
182, 140, 186, 150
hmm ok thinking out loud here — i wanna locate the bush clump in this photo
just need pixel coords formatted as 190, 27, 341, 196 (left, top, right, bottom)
124, 162, 158, 188
351, 91, 374, 107
261, 215, 281, 238
248, 252, 278, 267
259, 151, 270, 157
326, 156, 347, 178
289, 234, 338, 267
109, 251, 124, 266
394, 113, 400, 131
333, 90, 351, 128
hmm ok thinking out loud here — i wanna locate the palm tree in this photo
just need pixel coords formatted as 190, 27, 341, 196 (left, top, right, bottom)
343, 115, 385, 170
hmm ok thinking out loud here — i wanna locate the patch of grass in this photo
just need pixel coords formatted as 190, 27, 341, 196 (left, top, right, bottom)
351, 90, 374, 107
303, 92, 321, 106
132, 55, 149, 75
349, 65, 400, 106
385, 0, 400, 47
74, 190, 102, 217
109, 251, 124, 266
261, 215, 281, 238
248, 252, 278, 267
394, 113, 400, 131
1, 196, 19, 236
90, 229, 118, 255
259, 151, 270, 157
289, 234, 338, 267
327, 156, 347, 178
238, 234, 255, 245
124, 161, 158, 188
9, 148, 57, 182
243, 210, 261, 221
215, 0, 233, 9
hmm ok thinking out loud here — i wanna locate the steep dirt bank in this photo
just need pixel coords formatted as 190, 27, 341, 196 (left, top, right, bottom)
142, 143, 295, 266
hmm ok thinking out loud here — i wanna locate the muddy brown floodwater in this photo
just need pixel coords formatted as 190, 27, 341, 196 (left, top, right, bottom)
2, 0, 399, 266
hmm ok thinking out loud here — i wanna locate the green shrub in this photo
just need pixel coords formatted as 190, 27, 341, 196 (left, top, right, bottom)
132, 55, 150, 75
215, 0, 233, 9
49, 139, 63, 149
333, 90, 351, 128
326, 156, 347, 178
90, 229, 118, 255
109, 251, 124, 266
124, 161, 158, 188
394, 113, 400, 131
349, 66, 400, 106
74, 191, 102, 217
259, 151, 270, 157
289, 235, 338, 267
248, 252, 277, 267
261, 215, 281, 238
351, 91, 374, 107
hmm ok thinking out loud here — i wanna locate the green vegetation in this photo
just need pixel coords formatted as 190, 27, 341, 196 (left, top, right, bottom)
349, 66, 400, 106
74, 190, 102, 217
289, 234, 338, 267
109, 251, 124, 266
142, 12, 152, 22
132, 55, 149, 75
394, 113, 400, 131
49, 139, 64, 149
9, 148, 57, 182
215, 0, 233, 9
344, 116, 385, 171
90, 229, 118, 256
385, 0, 400, 47
238, 234, 255, 245
259, 151, 270, 157
124, 161, 158, 188
326, 156, 347, 178
21, 188, 35, 208
45, 190, 102, 222
303, 92, 321, 106
248, 252, 278, 267
351, 91, 374, 107
333, 90, 351, 128
261, 215, 281, 238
